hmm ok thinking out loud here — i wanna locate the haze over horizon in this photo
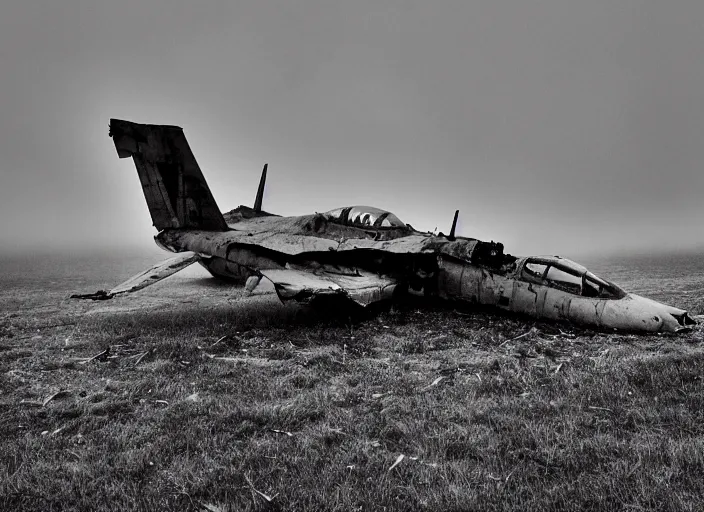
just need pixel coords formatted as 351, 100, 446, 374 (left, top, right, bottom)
1, 1, 703, 260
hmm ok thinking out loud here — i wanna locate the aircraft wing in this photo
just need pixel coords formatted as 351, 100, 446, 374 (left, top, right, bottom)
259, 268, 397, 307
72, 252, 200, 300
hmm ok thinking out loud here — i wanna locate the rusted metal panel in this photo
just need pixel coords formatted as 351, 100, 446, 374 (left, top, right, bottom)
436, 259, 463, 299
568, 298, 606, 328
480, 272, 512, 308
539, 288, 568, 321
511, 281, 540, 318
159, 224, 488, 265
259, 268, 396, 306
159, 228, 432, 258
198, 257, 252, 282
460, 265, 483, 303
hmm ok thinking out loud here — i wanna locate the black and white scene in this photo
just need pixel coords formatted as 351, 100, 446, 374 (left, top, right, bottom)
2, 1, 704, 510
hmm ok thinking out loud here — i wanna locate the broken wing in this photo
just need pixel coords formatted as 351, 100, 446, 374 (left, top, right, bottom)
72, 252, 200, 300
259, 268, 397, 307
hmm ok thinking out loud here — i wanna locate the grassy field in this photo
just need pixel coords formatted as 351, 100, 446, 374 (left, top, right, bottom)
2, 259, 704, 511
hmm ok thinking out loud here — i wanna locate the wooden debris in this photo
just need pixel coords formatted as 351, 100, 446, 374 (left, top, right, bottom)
270, 429, 293, 437
79, 347, 110, 364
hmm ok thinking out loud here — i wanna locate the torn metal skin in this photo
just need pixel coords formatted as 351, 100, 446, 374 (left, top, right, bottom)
74, 119, 696, 334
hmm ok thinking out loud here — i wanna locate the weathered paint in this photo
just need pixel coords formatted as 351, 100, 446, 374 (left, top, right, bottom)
76, 118, 696, 334
437, 254, 695, 333
110, 119, 227, 231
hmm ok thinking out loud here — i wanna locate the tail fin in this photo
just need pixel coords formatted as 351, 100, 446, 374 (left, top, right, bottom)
253, 163, 267, 212
109, 119, 227, 231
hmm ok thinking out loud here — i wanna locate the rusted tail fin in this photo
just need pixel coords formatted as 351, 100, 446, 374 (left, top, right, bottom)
109, 119, 227, 231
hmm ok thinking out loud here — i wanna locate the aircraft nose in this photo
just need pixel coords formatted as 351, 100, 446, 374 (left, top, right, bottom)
656, 307, 696, 333
606, 294, 697, 333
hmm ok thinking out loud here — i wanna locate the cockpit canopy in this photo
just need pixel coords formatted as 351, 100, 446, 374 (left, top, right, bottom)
521, 256, 627, 299
323, 205, 406, 229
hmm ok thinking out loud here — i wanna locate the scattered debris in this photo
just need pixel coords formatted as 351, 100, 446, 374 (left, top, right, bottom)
503, 327, 539, 345
243, 474, 277, 503
588, 406, 613, 412
211, 335, 228, 347
79, 347, 110, 364
419, 376, 446, 392
134, 349, 152, 366
42, 389, 70, 406
388, 454, 405, 472
199, 503, 225, 512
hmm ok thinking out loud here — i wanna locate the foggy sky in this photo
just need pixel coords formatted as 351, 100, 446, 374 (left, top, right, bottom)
1, 1, 703, 258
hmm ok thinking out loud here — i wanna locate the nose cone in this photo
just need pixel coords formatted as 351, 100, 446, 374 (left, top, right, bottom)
601, 294, 696, 333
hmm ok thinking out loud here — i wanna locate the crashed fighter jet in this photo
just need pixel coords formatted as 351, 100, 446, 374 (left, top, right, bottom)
74, 119, 696, 333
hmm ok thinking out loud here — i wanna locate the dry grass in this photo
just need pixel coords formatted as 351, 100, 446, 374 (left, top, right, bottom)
2, 287, 704, 511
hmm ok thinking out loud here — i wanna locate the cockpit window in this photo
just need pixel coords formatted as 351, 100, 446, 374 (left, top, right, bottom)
522, 257, 627, 299
323, 205, 406, 228
545, 266, 582, 294
582, 272, 626, 299
524, 262, 548, 279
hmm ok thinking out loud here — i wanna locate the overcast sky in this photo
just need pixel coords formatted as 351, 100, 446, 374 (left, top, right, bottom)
1, 1, 703, 259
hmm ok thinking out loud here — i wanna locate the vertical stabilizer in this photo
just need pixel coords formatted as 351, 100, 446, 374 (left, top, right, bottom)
109, 119, 228, 231
254, 163, 267, 212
